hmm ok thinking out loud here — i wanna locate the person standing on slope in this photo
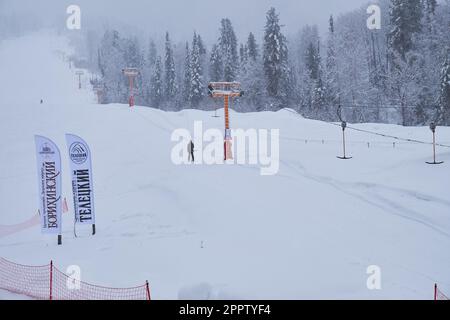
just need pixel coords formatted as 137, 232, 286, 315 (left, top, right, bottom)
187, 140, 195, 163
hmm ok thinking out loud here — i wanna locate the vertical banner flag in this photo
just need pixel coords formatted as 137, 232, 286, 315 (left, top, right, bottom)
35, 136, 62, 235
66, 134, 95, 226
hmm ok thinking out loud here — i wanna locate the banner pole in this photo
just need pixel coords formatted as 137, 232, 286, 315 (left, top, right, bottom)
92, 224, 96, 235
74, 216, 77, 238
49, 260, 53, 300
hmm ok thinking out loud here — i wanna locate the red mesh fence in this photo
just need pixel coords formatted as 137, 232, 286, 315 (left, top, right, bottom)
0, 258, 50, 299
0, 257, 150, 300
435, 284, 449, 301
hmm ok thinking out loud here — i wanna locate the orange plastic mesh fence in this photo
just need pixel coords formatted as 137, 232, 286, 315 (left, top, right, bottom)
436, 285, 449, 300
0, 257, 150, 300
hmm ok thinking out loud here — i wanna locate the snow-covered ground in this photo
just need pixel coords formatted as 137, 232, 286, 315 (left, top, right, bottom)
0, 290, 31, 300
1, 31, 449, 300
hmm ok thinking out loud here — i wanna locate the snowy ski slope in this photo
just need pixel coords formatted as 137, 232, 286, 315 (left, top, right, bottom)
0, 32, 449, 299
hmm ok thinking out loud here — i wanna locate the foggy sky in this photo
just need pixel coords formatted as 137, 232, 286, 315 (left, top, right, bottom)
3, 0, 371, 43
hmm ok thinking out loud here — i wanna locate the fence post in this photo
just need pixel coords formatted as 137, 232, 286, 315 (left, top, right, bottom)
145, 281, 151, 301
49, 260, 53, 300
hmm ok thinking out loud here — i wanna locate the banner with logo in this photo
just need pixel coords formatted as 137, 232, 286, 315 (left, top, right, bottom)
35, 136, 62, 234
66, 134, 95, 225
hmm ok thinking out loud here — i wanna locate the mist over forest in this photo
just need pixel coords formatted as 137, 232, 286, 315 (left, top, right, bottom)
1, 0, 450, 126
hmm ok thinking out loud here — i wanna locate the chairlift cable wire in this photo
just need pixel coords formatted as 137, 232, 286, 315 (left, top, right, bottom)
283, 108, 450, 149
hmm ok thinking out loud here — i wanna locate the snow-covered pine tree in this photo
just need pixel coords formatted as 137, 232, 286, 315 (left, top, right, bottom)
142, 39, 157, 105
98, 30, 127, 104
239, 43, 249, 77
305, 42, 320, 82
151, 56, 163, 108
439, 55, 450, 125
247, 32, 259, 62
189, 32, 204, 108
388, 0, 424, 125
239, 34, 265, 111
389, 0, 423, 61
295, 25, 320, 114
196, 33, 208, 81
302, 39, 325, 116
209, 44, 222, 82
412, 0, 441, 125
197, 33, 206, 56
164, 32, 177, 103
263, 7, 289, 109
325, 15, 339, 109
183, 42, 191, 103
310, 42, 325, 115
219, 18, 238, 82
148, 39, 157, 67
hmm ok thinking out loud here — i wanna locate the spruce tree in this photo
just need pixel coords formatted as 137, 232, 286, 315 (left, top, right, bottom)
209, 44, 222, 82
164, 32, 177, 101
98, 30, 127, 103
219, 18, 238, 82
389, 0, 423, 60
183, 42, 191, 103
305, 42, 320, 81
247, 32, 259, 62
197, 33, 206, 56
325, 15, 339, 107
151, 56, 163, 108
263, 7, 289, 108
148, 39, 157, 66
440, 55, 450, 125
189, 32, 204, 108
240, 34, 265, 111
143, 39, 157, 105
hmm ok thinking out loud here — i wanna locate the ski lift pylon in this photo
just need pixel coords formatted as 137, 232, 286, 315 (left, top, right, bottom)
122, 68, 139, 107
207, 82, 244, 160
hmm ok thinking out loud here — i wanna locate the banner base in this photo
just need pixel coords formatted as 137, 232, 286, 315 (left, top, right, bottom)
57, 234, 62, 245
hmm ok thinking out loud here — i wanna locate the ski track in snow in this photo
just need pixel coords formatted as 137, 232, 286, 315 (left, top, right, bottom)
280, 159, 450, 239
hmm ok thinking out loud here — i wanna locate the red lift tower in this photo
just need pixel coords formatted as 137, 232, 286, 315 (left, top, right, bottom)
208, 82, 244, 160
122, 68, 139, 107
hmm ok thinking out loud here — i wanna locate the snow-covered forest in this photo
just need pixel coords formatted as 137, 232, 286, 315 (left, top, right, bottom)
62, 0, 447, 126
0, 1, 449, 126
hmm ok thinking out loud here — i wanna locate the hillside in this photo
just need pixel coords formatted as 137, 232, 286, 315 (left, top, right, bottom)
1, 32, 449, 300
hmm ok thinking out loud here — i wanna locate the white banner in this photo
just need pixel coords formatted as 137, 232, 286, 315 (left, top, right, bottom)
66, 134, 95, 225
35, 136, 62, 234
